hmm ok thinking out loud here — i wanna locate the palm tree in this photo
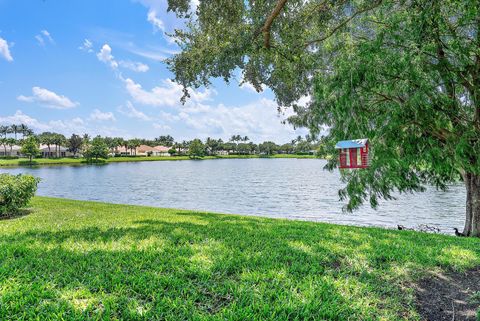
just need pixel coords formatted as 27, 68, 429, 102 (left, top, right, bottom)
0, 137, 7, 156
18, 124, 30, 139
52, 134, 66, 158
23, 128, 34, 137
6, 138, 16, 156
0, 125, 8, 138
127, 139, 141, 156
173, 142, 181, 154
38, 132, 55, 158
10, 124, 19, 140
114, 137, 124, 154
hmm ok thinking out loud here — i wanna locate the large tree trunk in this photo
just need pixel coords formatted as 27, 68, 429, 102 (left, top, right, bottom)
464, 172, 480, 237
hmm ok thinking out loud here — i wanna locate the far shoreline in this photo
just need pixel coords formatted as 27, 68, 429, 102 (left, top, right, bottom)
0, 153, 322, 168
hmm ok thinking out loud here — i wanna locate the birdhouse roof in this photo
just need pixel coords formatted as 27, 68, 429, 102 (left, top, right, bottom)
335, 138, 368, 149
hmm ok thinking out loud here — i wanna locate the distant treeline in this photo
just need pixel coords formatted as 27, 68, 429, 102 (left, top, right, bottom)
0, 124, 327, 158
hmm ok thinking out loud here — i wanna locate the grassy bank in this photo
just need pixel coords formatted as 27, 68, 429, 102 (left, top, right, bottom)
0, 154, 318, 167
0, 197, 479, 320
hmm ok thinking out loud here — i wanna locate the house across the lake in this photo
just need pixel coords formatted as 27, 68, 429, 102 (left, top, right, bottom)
136, 145, 171, 157
113, 145, 172, 157
0, 145, 22, 157
39, 144, 75, 158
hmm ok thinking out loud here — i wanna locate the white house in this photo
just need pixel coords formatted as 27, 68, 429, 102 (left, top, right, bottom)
152, 146, 171, 156
39, 144, 74, 158
0, 145, 22, 157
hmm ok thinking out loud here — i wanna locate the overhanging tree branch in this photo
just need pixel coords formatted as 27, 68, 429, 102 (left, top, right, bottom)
305, 0, 383, 47
261, 0, 288, 48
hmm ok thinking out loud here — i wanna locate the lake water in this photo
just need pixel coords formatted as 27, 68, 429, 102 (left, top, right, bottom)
1, 158, 466, 234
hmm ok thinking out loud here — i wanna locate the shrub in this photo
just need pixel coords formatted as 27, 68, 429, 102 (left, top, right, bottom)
0, 174, 40, 216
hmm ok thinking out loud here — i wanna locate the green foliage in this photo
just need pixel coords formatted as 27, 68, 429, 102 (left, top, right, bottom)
259, 141, 278, 155
0, 197, 479, 319
295, 140, 312, 154
205, 137, 223, 155
188, 138, 205, 158
154, 135, 175, 147
84, 136, 109, 162
165, 0, 480, 224
67, 134, 83, 156
20, 136, 40, 163
168, 148, 177, 155
0, 174, 39, 216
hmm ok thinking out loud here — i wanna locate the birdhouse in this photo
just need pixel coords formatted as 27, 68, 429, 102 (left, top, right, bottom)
335, 139, 369, 169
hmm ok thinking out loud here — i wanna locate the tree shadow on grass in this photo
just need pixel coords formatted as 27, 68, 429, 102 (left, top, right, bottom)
0, 209, 33, 220
0, 211, 479, 320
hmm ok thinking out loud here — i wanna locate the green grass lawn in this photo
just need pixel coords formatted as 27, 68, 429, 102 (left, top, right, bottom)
0, 154, 318, 167
1, 197, 479, 320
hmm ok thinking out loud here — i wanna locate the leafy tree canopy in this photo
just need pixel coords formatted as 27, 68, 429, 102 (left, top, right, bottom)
84, 136, 109, 162
21, 136, 40, 164
166, 0, 480, 236
188, 138, 205, 158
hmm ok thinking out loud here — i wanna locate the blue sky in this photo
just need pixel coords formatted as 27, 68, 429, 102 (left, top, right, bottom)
0, 0, 306, 143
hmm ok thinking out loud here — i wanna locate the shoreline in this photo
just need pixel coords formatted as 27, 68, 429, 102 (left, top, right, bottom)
0, 153, 320, 167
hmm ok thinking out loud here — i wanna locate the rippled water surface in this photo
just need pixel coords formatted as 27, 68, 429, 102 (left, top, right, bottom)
1, 158, 466, 233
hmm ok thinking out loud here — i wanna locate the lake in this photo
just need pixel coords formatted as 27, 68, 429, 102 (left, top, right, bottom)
1, 158, 466, 234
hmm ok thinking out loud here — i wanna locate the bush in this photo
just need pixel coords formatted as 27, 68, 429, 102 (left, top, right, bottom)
0, 174, 40, 216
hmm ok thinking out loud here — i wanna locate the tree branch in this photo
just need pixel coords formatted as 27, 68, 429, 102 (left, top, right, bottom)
261, 0, 288, 49
305, 0, 382, 47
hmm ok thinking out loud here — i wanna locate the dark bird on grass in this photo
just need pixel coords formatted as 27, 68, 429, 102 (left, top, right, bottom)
453, 228, 466, 237
397, 225, 414, 231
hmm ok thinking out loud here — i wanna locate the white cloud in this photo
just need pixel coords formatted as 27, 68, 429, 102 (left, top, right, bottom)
17, 87, 79, 109
0, 110, 50, 131
79, 39, 94, 52
35, 35, 44, 46
36, 30, 54, 46
89, 109, 116, 122
123, 77, 212, 107
97, 44, 118, 69
153, 123, 171, 130
117, 101, 151, 121
118, 60, 149, 72
240, 82, 262, 93
120, 77, 302, 141
169, 98, 306, 142
127, 48, 167, 61
135, 0, 198, 46
0, 111, 129, 137
71, 117, 85, 126
97, 44, 150, 72
0, 37, 13, 62
41, 30, 54, 42
147, 10, 165, 32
